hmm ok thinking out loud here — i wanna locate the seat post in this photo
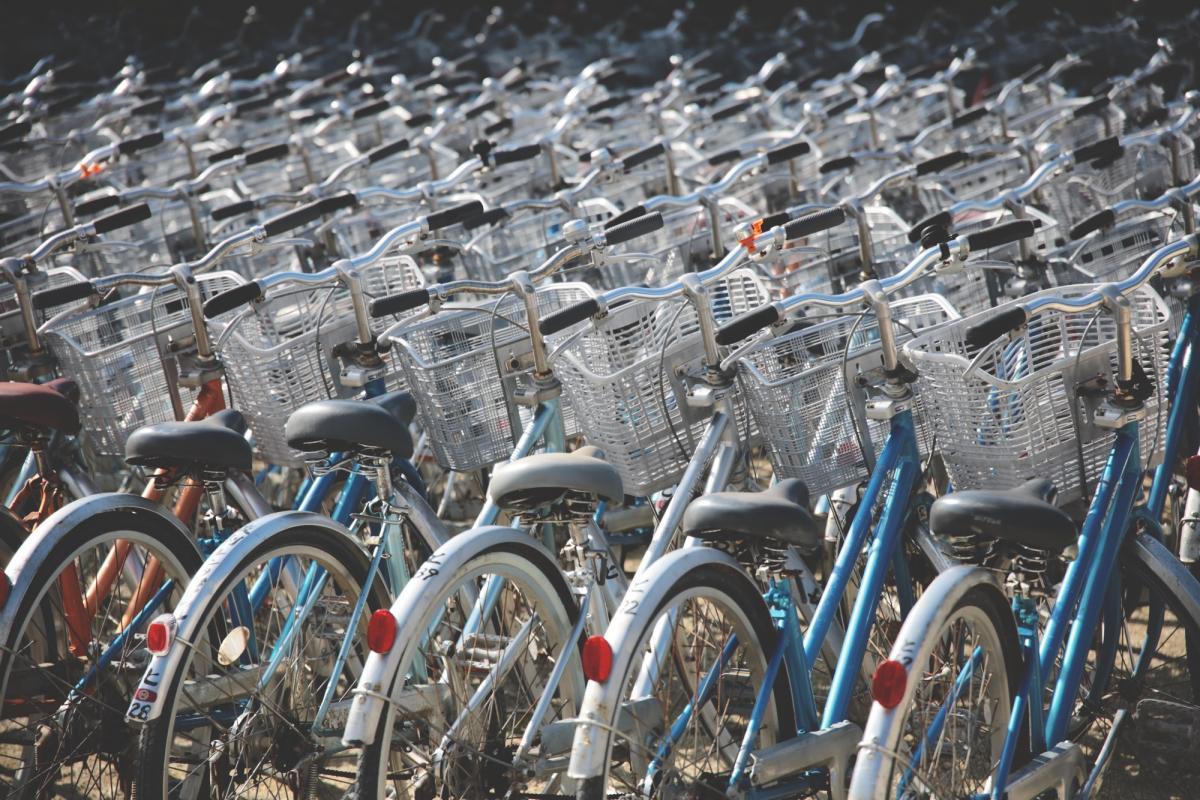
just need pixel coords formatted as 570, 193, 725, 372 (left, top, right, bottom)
373, 457, 393, 505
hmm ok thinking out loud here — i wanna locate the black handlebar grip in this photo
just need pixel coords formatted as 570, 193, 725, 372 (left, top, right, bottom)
711, 99, 754, 122
758, 211, 791, 232
75, 193, 121, 217
208, 145, 245, 164
427, 200, 485, 231
604, 212, 664, 246
33, 281, 97, 310
493, 144, 542, 166
620, 142, 665, 171
464, 99, 496, 120
586, 95, 626, 114
916, 151, 969, 176
117, 130, 164, 155
766, 140, 811, 164
604, 205, 647, 229
366, 138, 410, 164
245, 142, 290, 165
715, 304, 781, 346
951, 106, 989, 128
261, 200, 330, 236
707, 148, 741, 167
692, 74, 723, 95
234, 95, 274, 116
406, 112, 434, 128
212, 199, 256, 221
538, 297, 601, 336
130, 97, 164, 116
352, 99, 390, 120
1073, 96, 1110, 118
92, 203, 151, 234
965, 306, 1027, 349
320, 192, 359, 214
203, 281, 263, 319
320, 69, 352, 87
0, 120, 31, 144
907, 210, 953, 243
825, 96, 857, 117
783, 207, 846, 239
463, 207, 509, 230
1069, 209, 1116, 240
1072, 136, 1121, 164
484, 117, 513, 136
965, 219, 1036, 251
369, 287, 432, 317
820, 155, 857, 173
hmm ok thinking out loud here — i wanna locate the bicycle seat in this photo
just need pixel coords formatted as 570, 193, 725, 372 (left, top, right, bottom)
930, 478, 1076, 552
125, 409, 252, 474
488, 445, 624, 511
284, 390, 415, 459
0, 380, 81, 435
682, 479, 821, 551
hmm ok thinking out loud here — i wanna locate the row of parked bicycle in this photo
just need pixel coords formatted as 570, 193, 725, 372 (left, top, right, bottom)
1, 5, 1200, 799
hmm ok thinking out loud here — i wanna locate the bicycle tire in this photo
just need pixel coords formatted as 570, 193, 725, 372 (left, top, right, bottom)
351, 534, 581, 800
133, 522, 390, 800
0, 498, 202, 798
575, 559, 792, 800
849, 570, 1022, 800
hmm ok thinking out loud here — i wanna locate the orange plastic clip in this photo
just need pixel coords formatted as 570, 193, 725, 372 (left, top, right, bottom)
739, 218, 765, 254
79, 162, 104, 179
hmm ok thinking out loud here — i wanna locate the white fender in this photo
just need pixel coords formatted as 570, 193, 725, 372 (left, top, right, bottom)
849, 565, 1004, 799
566, 547, 757, 780
127, 510, 360, 722
342, 525, 564, 745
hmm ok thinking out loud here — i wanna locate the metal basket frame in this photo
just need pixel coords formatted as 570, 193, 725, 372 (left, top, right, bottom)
734, 294, 959, 497
903, 283, 1170, 504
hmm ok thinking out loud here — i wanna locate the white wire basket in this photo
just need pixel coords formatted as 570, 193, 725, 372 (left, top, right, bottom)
40, 270, 246, 457
213, 256, 425, 465
903, 283, 1170, 504
1060, 210, 1175, 283
734, 294, 959, 498
462, 198, 622, 283
755, 206, 915, 301
389, 283, 592, 472
550, 269, 769, 496
917, 151, 1032, 211
1039, 136, 1191, 229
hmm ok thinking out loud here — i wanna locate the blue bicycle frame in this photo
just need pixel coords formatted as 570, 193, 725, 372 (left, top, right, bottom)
928, 294, 1200, 798
679, 403, 927, 796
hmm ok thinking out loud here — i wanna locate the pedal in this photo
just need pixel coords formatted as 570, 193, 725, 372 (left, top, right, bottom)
1004, 741, 1085, 800
1132, 698, 1200, 772
749, 721, 859, 788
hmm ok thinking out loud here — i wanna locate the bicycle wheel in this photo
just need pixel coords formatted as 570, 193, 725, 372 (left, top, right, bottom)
352, 534, 581, 800
134, 522, 390, 800
850, 573, 1021, 799
576, 561, 793, 800
0, 499, 202, 799
1077, 531, 1200, 798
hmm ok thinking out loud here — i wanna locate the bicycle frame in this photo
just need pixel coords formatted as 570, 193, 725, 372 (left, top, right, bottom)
691, 406, 926, 796
919, 297, 1200, 797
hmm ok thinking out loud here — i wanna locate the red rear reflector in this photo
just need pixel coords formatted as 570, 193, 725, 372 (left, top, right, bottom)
582, 635, 613, 682
146, 615, 176, 656
1186, 455, 1200, 492
367, 609, 397, 654
871, 659, 907, 709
